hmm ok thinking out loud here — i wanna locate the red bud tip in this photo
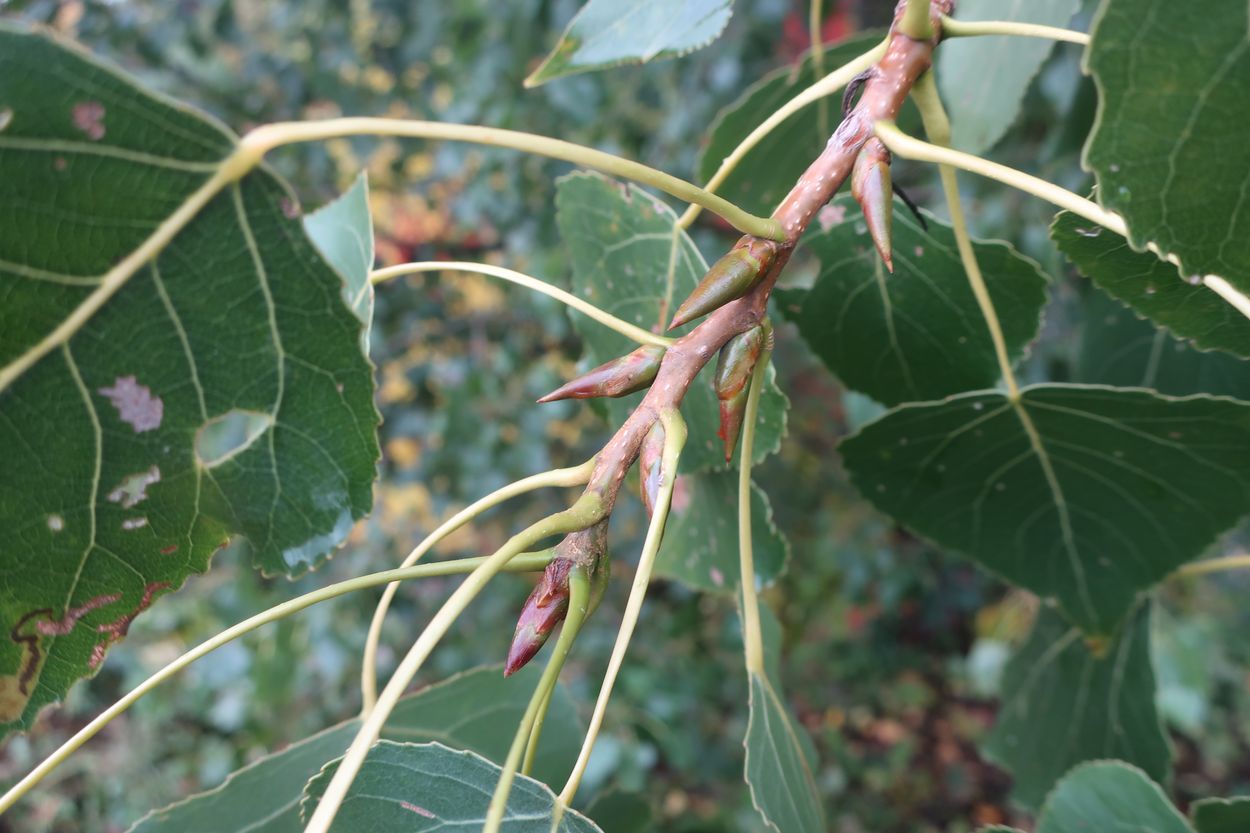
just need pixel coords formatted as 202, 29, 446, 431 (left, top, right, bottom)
852, 138, 894, 273
717, 387, 750, 462
537, 345, 665, 403
504, 559, 572, 676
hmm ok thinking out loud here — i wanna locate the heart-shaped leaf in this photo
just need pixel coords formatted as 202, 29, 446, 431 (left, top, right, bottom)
554, 171, 787, 472
526, 0, 733, 87
1085, 0, 1250, 289
984, 603, 1171, 809
778, 196, 1048, 406
841, 385, 1250, 635
301, 741, 602, 832
744, 674, 823, 833
0, 26, 379, 735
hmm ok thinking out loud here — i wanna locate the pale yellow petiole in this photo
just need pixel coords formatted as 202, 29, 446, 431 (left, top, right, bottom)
371, 262, 672, 349
302, 492, 604, 833
483, 569, 591, 833
557, 408, 687, 806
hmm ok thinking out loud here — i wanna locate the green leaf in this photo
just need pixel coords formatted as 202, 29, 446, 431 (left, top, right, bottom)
1053, 211, 1250, 358
525, 0, 732, 87
744, 673, 825, 833
301, 741, 602, 832
1085, 0, 1250, 288
937, 0, 1081, 154
554, 171, 787, 472
778, 197, 1048, 406
655, 470, 788, 594
303, 173, 375, 353
585, 790, 653, 833
1192, 798, 1250, 833
1036, 762, 1189, 833
1075, 289, 1250, 399
984, 603, 1171, 809
840, 385, 1250, 635
128, 664, 582, 832
696, 34, 890, 217
0, 26, 378, 735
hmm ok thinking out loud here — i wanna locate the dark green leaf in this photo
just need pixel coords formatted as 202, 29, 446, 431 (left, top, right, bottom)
303, 172, 375, 352
1191, 798, 1250, 833
655, 470, 788, 594
1085, 0, 1250, 288
696, 34, 890, 217
526, 0, 732, 87
0, 26, 378, 735
937, 0, 1081, 154
984, 603, 1171, 809
779, 197, 1048, 406
1054, 211, 1250, 358
301, 741, 602, 832
840, 385, 1250, 634
744, 673, 825, 833
128, 664, 582, 832
1036, 762, 1189, 833
1075, 289, 1250, 399
554, 172, 787, 472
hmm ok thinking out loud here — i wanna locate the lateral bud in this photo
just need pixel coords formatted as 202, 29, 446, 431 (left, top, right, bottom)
639, 421, 665, 517
538, 344, 665, 403
669, 237, 778, 330
504, 523, 609, 676
852, 137, 894, 272
714, 325, 765, 462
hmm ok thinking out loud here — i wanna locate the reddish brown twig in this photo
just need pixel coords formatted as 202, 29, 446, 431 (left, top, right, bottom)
509, 0, 950, 672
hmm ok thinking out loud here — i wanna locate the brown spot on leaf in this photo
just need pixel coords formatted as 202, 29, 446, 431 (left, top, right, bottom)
71, 101, 106, 140
98, 376, 163, 433
96, 582, 170, 641
160, 544, 178, 555
34, 593, 121, 636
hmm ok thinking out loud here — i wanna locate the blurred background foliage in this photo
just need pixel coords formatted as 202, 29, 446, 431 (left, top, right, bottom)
1, 0, 1248, 831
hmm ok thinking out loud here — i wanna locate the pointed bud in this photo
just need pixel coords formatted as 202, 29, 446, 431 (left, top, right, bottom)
504, 522, 610, 676
714, 326, 765, 461
639, 421, 665, 517
505, 558, 572, 676
852, 138, 894, 272
538, 344, 665, 403
669, 238, 778, 330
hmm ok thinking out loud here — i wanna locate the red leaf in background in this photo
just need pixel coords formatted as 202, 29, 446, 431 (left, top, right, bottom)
779, 0, 856, 62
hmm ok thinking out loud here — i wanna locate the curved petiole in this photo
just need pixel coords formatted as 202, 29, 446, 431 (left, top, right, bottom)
558, 408, 687, 806
908, 74, 1021, 401
241, 120, 784, 241
302, 492, 605, 833
1174, 553, 1250, 579
940, 16, 1090, 46
371, 262, 672, 349
737, 340, 774, 675
0, 552, 555, 817
484, 569, 591, 833
874, 118, 1250, 325
360, 459, 596, 713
